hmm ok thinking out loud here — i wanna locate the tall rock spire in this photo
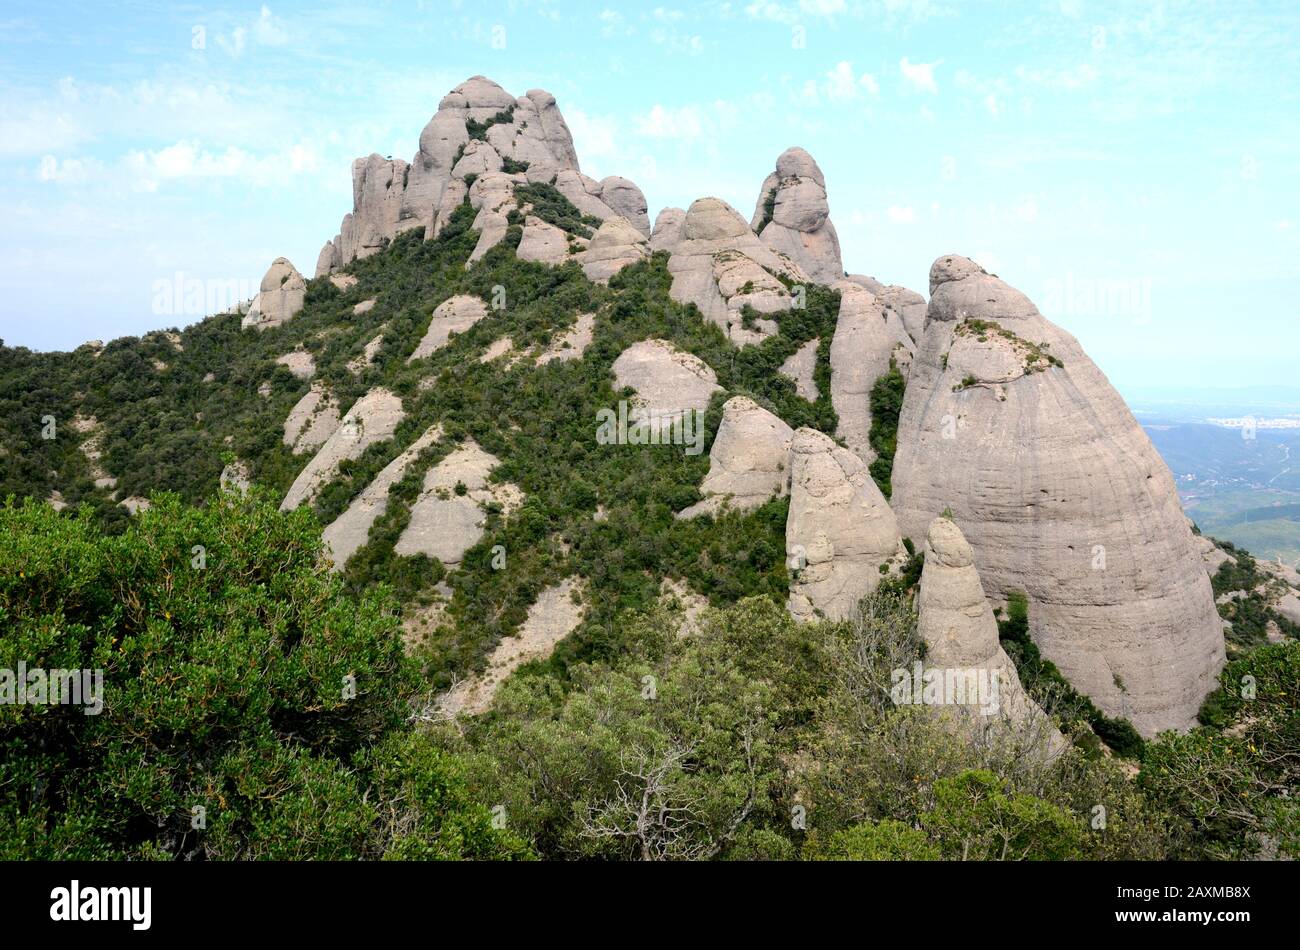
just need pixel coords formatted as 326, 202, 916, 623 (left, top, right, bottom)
891, 254, 1225, 736
751, 147, 843, 285
916, 516, 1066, 758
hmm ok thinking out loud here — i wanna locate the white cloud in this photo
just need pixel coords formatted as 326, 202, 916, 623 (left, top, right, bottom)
636, 103, 706, 140
821, 61, 880, 101
123, 140, 320, 190
36, 154, 101, 185
900, 56, 941, 94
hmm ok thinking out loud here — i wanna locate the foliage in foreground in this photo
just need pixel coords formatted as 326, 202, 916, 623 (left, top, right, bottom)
0, 494, 527, 860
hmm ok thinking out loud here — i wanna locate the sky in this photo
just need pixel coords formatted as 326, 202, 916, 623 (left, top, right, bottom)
1, 0, 1298, 394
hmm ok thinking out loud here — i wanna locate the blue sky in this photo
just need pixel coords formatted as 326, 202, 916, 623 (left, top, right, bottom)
1, 0, 1297, 394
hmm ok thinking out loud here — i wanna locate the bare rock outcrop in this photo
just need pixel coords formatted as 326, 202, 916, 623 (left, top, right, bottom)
280, 388, 404, 511
408, 295, 490, 362
241, 258, 306, 331
830, 281, 914, 463
581, 216, 649, 283
786, 427, 903, 622
611, 339, 720, 425
752, 147, 843, 285
679, 396, 794, 518
440, 577, 586, 716
779, 338, 819, 402
650, 207, 686, 252
665, 197, 809, 346
282, 382, 341, 454
916, 517, 1067, 758
536, 312, 596, 365
395, 439, 521, 566
517, 215, 577, 264
890, 254, 1225, 736
323, 424, 443, 571
317, 77, 599, 273
275, 349, 315, 380
597, 176, 651, 237
219, 460, 252, 495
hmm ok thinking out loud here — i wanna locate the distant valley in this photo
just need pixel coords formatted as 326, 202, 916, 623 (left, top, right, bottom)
1133, 387, 1300, 566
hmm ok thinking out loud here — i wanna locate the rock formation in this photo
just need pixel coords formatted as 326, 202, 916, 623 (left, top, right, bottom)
242, 258, 306, 331
282, 382, 340, 454
517, 215, 580, 264
610, 339, 720, 426
280, 388, 404, 511
660, 197, 809, 346
678, 396, 794, 518
408, 295, 490, 361
581, 216, 650, 283
786, 427, 903, 621
323, 424, 443, 570
916, 517, 1067, 758
275, 349, 315, 380
890, 254, 1225, 736
536, 312, 596, 365
779, 338, 819, 402
751, 147, 843, 285
395, 439, 521, 565
830, 281, 914, 462
314, 76, 649, 278
439, 576, 586, 716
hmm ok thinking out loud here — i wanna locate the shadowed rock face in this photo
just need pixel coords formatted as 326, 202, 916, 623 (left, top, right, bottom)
678, 396, 793, 519
786, 427, 902, 621
752, 146, 843, 285
917, 517, 1067, 759
829, 281, 914, 463
891, 254, 1225, 736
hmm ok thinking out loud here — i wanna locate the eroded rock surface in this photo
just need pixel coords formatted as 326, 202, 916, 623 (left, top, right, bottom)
890, 254, 1225, 736
786, 427, 903, 621
395, 439, 521, 566
439, 577, 586, 716
283, 382, 341, 454
611, 339, 720, 426
830, 281, 914, 463
581, 216, 649, 283
323, 424, 443, 570
917, 517, 1067, 759
679, 396, 793, 518
242, 258, 306, 331
408, 295, 490, 361
752, 147, 843, 285
281, 388, 405, 511
779, 338, 819, 402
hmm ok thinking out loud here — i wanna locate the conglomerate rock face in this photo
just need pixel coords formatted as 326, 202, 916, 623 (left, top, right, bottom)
659, 197, 810, 347
786, 427, 903, 622
315, 76, 647, 275
280, 388, 405, 512
752, 147, 843, 285
829, 280, 914, 463
678, 396, 793, 519
916, 517, 1067, 759
242, 258, 306, 331
890, 254, 1225, 736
